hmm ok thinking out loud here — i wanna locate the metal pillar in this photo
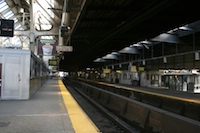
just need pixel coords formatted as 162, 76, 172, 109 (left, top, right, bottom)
29, 0, 36, 52
59, 0, 70, 46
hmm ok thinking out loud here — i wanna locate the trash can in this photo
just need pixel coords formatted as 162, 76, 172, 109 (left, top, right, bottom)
131, 80, 138, 86
187, 82, 194, 92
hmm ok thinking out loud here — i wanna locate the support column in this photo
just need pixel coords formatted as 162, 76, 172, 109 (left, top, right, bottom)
29, 0, 36, 52
59, 0, 70, 46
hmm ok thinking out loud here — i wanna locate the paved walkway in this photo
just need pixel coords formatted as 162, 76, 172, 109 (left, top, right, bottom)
0, 79, 75, 133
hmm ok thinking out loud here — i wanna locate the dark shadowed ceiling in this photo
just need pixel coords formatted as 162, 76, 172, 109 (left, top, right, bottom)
7, 0, 200, 72
59, 0, 200, 71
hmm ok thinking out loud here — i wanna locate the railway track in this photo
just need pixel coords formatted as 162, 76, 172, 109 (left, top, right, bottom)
62, 77, 200, 133
63, 78, 141, 133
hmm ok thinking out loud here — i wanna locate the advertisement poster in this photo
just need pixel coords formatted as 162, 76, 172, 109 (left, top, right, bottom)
37, 39, 58, 56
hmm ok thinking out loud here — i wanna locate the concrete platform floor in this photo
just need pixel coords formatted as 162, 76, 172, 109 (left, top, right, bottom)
0, 79, 75, 133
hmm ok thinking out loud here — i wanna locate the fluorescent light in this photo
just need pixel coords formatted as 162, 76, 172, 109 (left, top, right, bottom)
119, 47, 139, 54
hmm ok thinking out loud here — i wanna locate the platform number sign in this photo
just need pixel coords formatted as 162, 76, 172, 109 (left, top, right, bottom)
0, 19, 14, 37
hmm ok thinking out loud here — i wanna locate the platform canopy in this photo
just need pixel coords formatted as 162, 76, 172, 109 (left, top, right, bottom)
1, 0, 200, 71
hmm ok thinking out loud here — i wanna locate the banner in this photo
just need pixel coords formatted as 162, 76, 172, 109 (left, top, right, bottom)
37, 39, 58, 56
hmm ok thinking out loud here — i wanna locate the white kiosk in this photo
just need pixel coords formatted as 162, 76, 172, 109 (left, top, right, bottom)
0, 48, 48, 100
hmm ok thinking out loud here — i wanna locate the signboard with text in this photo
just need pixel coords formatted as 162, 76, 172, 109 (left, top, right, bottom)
56, 45, 73, 52
103, 68, 111, 73
131, 66, 137, 72
0, 19, 14, 37
48, 59, 57, 66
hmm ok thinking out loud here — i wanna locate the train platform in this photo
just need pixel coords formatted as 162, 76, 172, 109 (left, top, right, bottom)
107, 82, 200, 104
82, 79, 200, 105
0, 78, 99, 133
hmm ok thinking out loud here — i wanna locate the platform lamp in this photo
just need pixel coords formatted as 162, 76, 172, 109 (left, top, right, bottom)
152, 33, 181, 44
179, 26, 195, 49
102, 53, 120, 70
178, 26, 197, 60
178, 26, 194, 31
118, 47, 136, 71
93, 58, 107, 63
110, 51, 121, 60
110, 52, 122, 65
139, 40, 152, 59
163, 57, 167, 63
139, 40, 152, 49
111, 51, 121, 57
102, 53, 119, 60
118, 47, 139, 54
179, 26, 197, 60
131, 40, 151, 65
151, 33, 181, 58
93, 57, 107, 71
130, 43, 144, 61
118, 47, 139, 65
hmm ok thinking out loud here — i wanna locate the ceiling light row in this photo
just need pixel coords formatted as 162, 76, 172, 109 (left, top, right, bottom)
94, 23, 195, 63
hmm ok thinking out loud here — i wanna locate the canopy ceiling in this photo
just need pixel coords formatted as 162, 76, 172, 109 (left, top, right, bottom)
4, 0, 200, 71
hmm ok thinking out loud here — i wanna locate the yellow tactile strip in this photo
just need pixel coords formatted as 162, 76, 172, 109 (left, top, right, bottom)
58, 79, 99, 133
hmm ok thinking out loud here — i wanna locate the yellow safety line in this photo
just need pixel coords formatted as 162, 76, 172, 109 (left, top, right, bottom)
58, 79, 99, 133
101, 82, 200, 104
80, 78, 200, 104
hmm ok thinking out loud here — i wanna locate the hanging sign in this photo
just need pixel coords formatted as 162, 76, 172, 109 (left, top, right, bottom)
131, 66, 137, 72
0, 19, 14, 37
56, 45, 73, 52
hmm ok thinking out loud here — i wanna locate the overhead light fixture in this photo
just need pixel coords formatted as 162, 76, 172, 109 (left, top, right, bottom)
111, 52, 121, 56
140, 40, 153, 45
102, 54, 119, 60
139, 40, 152, 50
93, 58, 107, 62
18, 7, 24, 13
151, 33, 181, 44
130, 43, 143, 48
130, 40, 153, 49
179, 26, 193, 31
131, 40, 152, 50
167, 28, 179, 33
119, 47, 139, 54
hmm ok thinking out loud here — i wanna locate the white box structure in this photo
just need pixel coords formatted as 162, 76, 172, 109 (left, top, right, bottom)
0, 48, 49, 100
0, 49, 31, 100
